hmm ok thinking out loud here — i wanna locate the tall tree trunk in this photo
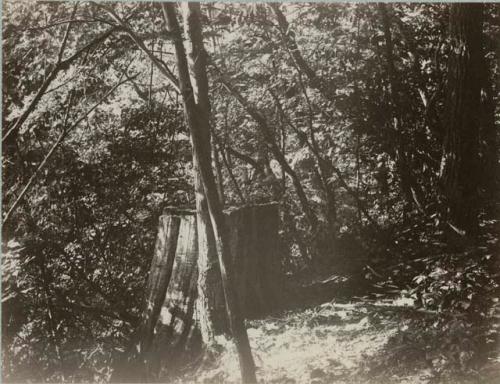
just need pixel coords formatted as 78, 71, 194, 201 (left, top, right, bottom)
179, 2, 228, 345
440, 3, 484, 237
162, 4, 257, 382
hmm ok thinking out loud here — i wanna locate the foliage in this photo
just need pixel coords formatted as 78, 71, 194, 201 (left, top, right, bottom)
1, 1, 499, 382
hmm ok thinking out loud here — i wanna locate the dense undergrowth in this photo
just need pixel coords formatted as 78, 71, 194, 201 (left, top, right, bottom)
2, 2, 499, 382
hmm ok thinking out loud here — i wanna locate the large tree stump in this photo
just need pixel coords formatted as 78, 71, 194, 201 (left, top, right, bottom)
225, 205, 281, 316
139, 215, 181, 358
147, 212, 200, 377
139, 203, 281, 377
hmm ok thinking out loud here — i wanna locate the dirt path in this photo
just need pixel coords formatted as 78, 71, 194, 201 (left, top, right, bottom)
173, 299, 499, 384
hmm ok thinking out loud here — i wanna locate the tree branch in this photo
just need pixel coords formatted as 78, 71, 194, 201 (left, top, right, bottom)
269, 3, 336, 102
56, 4, 78, 63
209, 59, 318, 228
2, 73, 139, 226
2, 27, 117, 143
95, 2, 180, 93
225, 147, 263, 175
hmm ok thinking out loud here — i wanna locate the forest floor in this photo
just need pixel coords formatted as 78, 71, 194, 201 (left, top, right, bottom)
173, 295, 500, 384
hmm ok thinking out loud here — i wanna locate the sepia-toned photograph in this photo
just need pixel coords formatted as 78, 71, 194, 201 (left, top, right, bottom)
2, 1, 499, 383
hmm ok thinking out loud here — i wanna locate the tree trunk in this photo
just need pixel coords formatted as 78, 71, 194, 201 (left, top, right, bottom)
182, 0, 227, 346
194, 155, 227, 344
162, 3, 257, 382
440, 3, 484, 237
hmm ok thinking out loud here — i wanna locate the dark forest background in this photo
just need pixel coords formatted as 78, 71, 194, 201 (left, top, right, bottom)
2, 2, 499, 383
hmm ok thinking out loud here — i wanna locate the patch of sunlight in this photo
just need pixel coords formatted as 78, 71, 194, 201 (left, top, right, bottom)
159, 306, 172, 326
187, 301, 400, 384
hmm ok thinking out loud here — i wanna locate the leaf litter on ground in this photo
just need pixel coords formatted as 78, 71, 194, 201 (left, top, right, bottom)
171, 297, 500, 384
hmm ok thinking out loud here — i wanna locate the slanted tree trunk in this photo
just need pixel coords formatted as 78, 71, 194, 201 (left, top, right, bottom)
440, 3, 484, 237
211, 64, 318, 230
269, 3, 336, 102
182, 0, 227, 347
162, 3, 257, 382
268, 4, 379, 232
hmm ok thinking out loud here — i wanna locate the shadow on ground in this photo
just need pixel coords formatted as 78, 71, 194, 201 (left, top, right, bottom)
172, 298, 500, 384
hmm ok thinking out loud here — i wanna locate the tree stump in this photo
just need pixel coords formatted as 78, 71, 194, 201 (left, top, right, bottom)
139, 203, 281, 377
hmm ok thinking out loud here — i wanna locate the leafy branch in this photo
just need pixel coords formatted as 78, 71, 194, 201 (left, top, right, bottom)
3, 72, 140, 226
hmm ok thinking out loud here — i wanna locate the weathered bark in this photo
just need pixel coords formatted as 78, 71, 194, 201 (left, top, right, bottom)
139, 215, 181, 360
193, 152, 227, 344
111, 214, 187, 383
163, 3, 257, 382
440, 3, 484, 236
180, 1, 226, 346
138, 204, 280, 380
225, 204, 281, 316
148, 213, 200, 378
